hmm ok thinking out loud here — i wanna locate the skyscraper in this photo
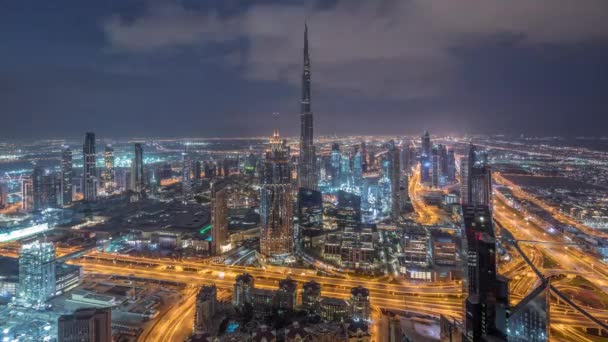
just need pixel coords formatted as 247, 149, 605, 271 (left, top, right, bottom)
259, 130, 293, 261
60, 146, 73, 206
58, 307, 112, 342
102, 145, 115, 194
297, 188, 323, 248
421, 130, 432, 184
297, 23, 317, 191
18, 242, 56, 305
211, 179, 229, 255
462, 205, 502, 341
130, 143, 145, 200
508, 280, 550, 342
447, 148, 456, 182
331, 143, 341, 188
21, 175, 33, 212
431, 145, 439, 188
388, 142, 401, 220
82, 132, 97, 201
460, 145, 492, 207
182, 144, 192, 201
32, 166, 58, 210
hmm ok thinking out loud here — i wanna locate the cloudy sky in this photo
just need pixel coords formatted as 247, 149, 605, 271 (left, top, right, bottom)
1, 0, 607, 138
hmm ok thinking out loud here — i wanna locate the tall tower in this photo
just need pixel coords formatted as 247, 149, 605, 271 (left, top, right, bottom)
260, 130, 293, 261
82, 132, 97, 201
388, 142, 401, 220
102, 145, 115, 194
211, 179, 229, 255
18, 242, 56, 305
298, 23, 317, 191
61, 146, 73, 206
460, 144, 492, 207
130, 143, 145, 200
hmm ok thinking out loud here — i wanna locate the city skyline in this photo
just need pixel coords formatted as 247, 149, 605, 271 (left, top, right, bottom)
1, 1, 607, 138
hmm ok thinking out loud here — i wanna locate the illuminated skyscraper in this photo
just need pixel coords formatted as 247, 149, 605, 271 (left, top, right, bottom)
298, 23, 317, 191
18, 242, 56, 305
260, 130, 293, 260
388, 142, 401, 220
193, 285, 217, 336
211, 179, 229, 255
32, 166, 58, 210
353, 150, 363, 188
297, 188, 323, 248
60, 146, 73, 206
0, 181, 7, 208
460, 144, 492, 207
82, 132, 97, 201
21, 175, 33, 212
461, 205, 504, 341
420, 130, 432, 184
182, 143, 192, 201
102, 145, 115, 194
508, 281, 550, 342
130, 143, 145, 200
431, 145, 439, 188
447, 148, 456, 182
330, 143, 341, 188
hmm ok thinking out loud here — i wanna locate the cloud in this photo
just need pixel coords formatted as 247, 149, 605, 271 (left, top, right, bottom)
102, 0, 608, 99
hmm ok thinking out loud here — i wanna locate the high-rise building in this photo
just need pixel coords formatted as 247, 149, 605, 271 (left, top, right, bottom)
58, 307, 111, 342
337, 190, 361, 230
508, 281, 550, 342
297, 23, 317, 191
462, 205, 503, 341
82, 132, 97, 201
194, 160, 202, 184
260, 130, 293, 260
349, 286, 370, 321
330, 143, 341, 188
438, 144, 448, 185
60, 146, 73, 206
401, 141, 411, 176
233, 273, 254, 308
360, 142, 367, 172
388, 142, 401, 220
18, 242, 56, 305
353, 150, 363, 188
182, 144, 192, 201
297, 188, 323, 248
21, 175, 33, 212
32, 166, 58, 210
460, 145, 492, 207
130, 143, 145, 200
447, 148, 456, 182
302, 280, 321, 312
193, 285, 217, 336
211, 179, 229, 255
431, 145, 439, 188
421, 130, 432, 184
102, 145, 115, 194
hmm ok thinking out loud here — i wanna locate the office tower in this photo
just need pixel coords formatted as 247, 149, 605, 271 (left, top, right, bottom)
349, 286, 370, 321
438, 144, 448, 185
18, 242, 56, 305
388, 142, 401, 220
194, 160, 202, 183
193, 285, 217, 336
337, 190, 361, 230
460, 145, 492, 207
60, 146, 73, 205
58, 307, 111, 342
276, 277, 297, 310
420, 130, 432, 184
102, 145, 115, 193
297, 188, 323, 248
302, 280, 321, 312
508, 281, 549, 342
130, 143, 145, 200
182, 144, 192, 201
21, 175, 33, 212
297, 23, 317, 191
401, 141, 411, 176
233, 273, 254, 308
330, 143, 341, 188
211, 179, 229, 255
447, 148, 456, 182
353, 150, 363, 188
32, 166, 58, 210
431, 145, 439, 188
259, 130, 293, 260
82, 132, 97, 201
462, 205, 500, 341
360, 142, 367, 172
339, 152, 351, 187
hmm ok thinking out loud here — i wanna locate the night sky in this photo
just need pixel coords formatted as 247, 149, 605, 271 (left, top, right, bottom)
1, 0, 607, 139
